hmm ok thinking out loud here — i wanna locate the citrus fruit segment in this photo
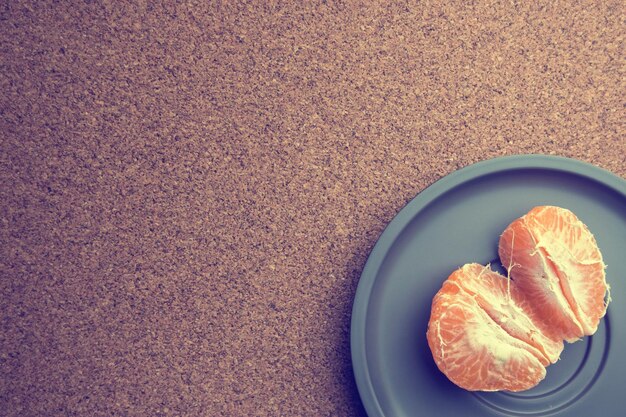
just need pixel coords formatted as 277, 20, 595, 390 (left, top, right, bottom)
448, 263, 564, 365
426, 264, 560, 391
499, 206, 609, 341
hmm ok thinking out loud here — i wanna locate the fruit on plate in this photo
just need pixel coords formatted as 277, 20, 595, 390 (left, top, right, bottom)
499, 206, 609, 342
426, 206, 609, 391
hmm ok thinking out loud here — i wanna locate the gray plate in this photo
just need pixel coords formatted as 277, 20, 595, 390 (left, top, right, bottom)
351, 155, 626, 417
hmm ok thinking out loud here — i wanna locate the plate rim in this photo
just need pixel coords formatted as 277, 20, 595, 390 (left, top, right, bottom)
350, 154, 626, 417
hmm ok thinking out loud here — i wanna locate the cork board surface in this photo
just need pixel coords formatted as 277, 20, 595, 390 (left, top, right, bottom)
1, 1, 624, 416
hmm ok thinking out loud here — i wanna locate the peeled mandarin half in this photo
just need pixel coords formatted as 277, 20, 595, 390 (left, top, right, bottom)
426, 263, 563, 392
498, 206, 609, 342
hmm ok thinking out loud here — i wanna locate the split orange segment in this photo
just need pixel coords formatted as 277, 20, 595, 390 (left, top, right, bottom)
499, 206, 609, 341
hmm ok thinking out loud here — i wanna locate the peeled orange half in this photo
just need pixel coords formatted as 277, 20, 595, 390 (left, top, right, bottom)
426, 206, 610, 392
499, 206, 609, 342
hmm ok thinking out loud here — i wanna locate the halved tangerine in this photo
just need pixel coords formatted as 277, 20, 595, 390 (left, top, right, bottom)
426, 263, 563, 392
499, 206, 609, 342
427, 206, 609, 392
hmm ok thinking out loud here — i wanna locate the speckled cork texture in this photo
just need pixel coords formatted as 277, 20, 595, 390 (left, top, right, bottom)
1, 1, 624, 416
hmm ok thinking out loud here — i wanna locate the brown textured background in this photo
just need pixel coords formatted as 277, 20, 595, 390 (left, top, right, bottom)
1, 1, 624, 416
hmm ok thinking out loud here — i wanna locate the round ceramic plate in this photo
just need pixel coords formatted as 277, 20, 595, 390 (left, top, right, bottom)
351, 155, 626, 417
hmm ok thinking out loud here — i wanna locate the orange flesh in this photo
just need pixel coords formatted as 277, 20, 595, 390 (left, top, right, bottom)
499, 206, 608, 340
427, 206, 609, 391
427, 264, 554, 391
